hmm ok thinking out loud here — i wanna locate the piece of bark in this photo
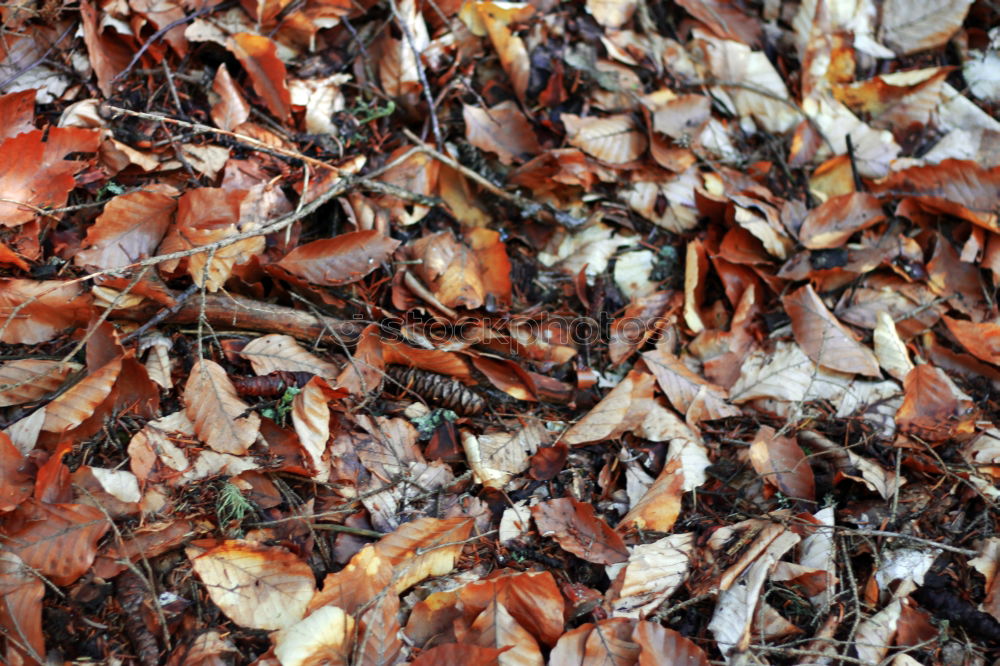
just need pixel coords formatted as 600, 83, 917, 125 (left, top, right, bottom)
113, 292, 364, 344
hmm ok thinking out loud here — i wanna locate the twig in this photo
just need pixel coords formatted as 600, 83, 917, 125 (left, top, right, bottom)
0, 22, 75, 91
120, 282, 200, 344
106, 106, 336, 171
401, 128, 587, 228
388, 0, 443, 149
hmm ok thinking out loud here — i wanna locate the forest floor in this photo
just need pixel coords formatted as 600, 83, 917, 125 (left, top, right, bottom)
2, 0, 1000, 664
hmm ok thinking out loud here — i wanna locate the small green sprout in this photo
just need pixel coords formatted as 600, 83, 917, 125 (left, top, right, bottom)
216, 481, 255, 532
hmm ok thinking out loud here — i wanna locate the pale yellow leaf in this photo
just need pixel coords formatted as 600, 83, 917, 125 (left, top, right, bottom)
240, 334, 340, 380
188, 540, 315, 631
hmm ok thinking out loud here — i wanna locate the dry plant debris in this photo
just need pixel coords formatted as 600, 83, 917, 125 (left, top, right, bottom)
1, 0, 1000, 663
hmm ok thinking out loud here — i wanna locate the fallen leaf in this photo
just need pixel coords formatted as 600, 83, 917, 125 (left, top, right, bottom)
532, 497, 628, 565
188, 540, 315, 630
184, 359, 261, 455
783, 284, 881, 377
277, 231, 401, 286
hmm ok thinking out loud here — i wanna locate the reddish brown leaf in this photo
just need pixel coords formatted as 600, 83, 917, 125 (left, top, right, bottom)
457, 570, 566, 646
463, 101, 541, 165
277, 230, 401, 286
79, 0, 132, 96
675, 0, 760, 45
797, 192, 885, 249
383, 340, 472, 379
226, 33, 291, 120
411, 644, 506, 666
0, 129, 98, 228
74, 187, 177, 270
0, 431, 32, 512
2, 500, 110, 586
0, 90, 36, 141
783, 284, 881, 377
460, 599, 544, 665
211, 64, 251, 131
532, 497, 628, 565
896, 364, 969, 442
529, 443, 568, 481
748, 426, 816, 502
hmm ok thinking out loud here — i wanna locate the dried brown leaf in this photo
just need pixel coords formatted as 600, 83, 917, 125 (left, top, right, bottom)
277, 231, 401, 286
532, 497, 628, 565
748, 426, 815, 502
463, 102, 541, 165
188, 540, 315, 630
74, 187, 177, 269
0, 359, 81, 407
633, 621, 709, 666
2, 500, 109, 586
41, 358, 121, 433
184, 359, 261, 455
240, 334, 341, 379
562, 114, 647, 164
783, 284, 881, 377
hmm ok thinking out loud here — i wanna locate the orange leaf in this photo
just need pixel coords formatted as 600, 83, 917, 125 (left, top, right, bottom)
783, 284, 880, 377
383, 340, 472, 379
942, 316, 1000, 365
620, 459, 684, 532
184, 359, 261, 454
748, 426, 815, 502
2, 500, 110, 586
226, 33, 291, 120
532, 497, 628, 565
41, 358, 122, 433
277, 230, 401, 286
373, 516, 474, 592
